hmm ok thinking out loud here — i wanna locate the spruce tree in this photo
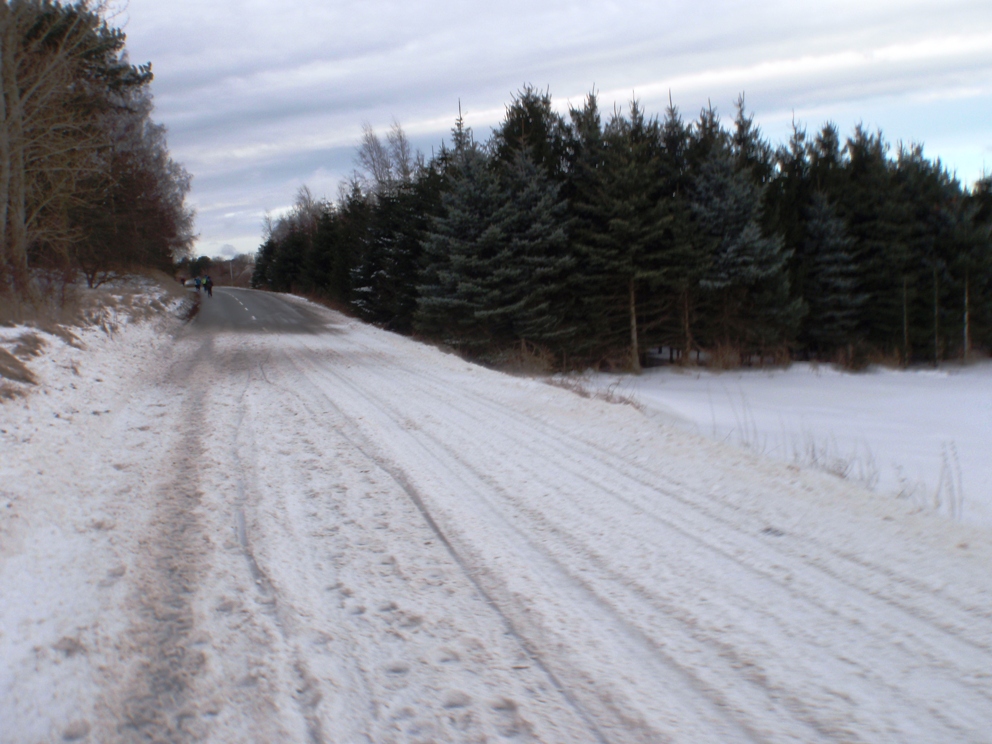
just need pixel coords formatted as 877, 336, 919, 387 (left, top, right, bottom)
491, 84, 569, 180
802, 193, 865, 354
836, 126, 914, 356
569, 99, 672, 370
658, 100, 705, 362
691, 114, 799, 357
475, 149, 573, 347
415, 115, 500, 347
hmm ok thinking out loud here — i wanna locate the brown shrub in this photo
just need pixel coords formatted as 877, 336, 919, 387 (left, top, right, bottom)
0, 348, 36, 384
709, 343, 743, 370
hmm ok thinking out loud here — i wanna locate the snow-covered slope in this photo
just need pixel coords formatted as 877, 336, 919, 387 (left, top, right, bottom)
2, 290, 991, 742
585, 363, 992, 526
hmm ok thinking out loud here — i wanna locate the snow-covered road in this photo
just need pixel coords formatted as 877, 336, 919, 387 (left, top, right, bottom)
3, 288, 992, 742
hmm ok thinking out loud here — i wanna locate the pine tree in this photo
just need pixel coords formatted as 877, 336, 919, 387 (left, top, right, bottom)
475, 148, 573, 346
802, 193, 864, 353
894, 144, 968, 364
960, 177, 992, 354
415, 115, 500, 347
691, 113, 799, 357
569, 99, 671, 370
835, 126, 914, 357
491, 84, 569, 180
417, 108, 573, 353
658, 99, 705, 363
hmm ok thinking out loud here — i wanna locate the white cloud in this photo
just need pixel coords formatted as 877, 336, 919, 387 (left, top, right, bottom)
121, 0, 992, 255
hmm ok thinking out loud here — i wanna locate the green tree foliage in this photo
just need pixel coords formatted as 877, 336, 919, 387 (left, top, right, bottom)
801, 193, 864, 353
475, 148, 572, 347
491, 84, 569, 180
352, 169, 441, 332
568, 97, 673, 369
692, 106, 800, 357
253, 86, 991, 369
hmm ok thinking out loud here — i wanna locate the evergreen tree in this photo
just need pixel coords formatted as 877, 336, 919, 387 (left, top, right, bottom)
415, 115, 499, 346
691, 112, 799, 356
252, 85, 990, 370
569, 99, 671, 370
801, 193, 865, 353
658, 99, 704, 362
894, 144, 968, 363
327, 186, 371, 303
490, 84, 569, 180
351, 163, 444, 332
836, 126, 913, 357
418, 111, 572, 352
809, 123, 845, 196
731, 95, 774, 189
960, 177, 992, 353
768, 120, 812, 293
475, 148, 572, 347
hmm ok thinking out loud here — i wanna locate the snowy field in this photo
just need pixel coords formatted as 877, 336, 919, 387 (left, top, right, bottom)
2, 286, 992, 742
585, 362, 992, 527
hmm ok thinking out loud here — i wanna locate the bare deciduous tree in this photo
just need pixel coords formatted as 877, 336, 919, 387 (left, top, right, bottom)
355, 120, 419, 197
357, 122, 393, 194
1, 0, 187, 300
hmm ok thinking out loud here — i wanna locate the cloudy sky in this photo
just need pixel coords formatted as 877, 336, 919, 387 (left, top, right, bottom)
117, 0, 992, 258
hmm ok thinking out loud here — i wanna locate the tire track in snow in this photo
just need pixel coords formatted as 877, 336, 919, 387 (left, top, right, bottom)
102, 338, 330, 742
108, 346, 212, 742
322, 325, 990, 624
274, 323, 992, 741
296, 336, 992, 665
227, 350, 327, 744
414, 384, 992, 675
247, 342, 611, 743
376, 362, 992, 735
236, 340, 602, 741
370, 344, 992, 641
332, 335, 992, 652
280, 339, 763, 743
284, 345, 862, 740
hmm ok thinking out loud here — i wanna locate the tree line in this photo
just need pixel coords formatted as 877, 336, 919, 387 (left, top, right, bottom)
253, 86, 992, 369
1, 0, 194, 302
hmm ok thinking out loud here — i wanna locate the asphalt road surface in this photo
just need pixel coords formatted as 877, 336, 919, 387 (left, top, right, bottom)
195, 286, 331, 333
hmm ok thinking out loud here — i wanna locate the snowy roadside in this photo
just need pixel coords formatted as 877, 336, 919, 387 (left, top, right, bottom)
577, 362, 992, 527
0, 279, 193, 742
3, 286, 992, 742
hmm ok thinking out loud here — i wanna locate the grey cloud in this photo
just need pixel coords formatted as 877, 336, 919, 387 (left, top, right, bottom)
121, 0, 992, 255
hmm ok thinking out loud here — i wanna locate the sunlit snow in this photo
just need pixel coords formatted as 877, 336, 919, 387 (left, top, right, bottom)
588, 362, 992, 525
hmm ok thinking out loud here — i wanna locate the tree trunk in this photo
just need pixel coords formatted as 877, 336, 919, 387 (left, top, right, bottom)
629, 277, 641, 373
963, 271, 970, 363
902, 276, 910, 367
681, 287, 694, 366
1, 10, 29, 296
933, 263, 939, 368
0, 8, 13, 287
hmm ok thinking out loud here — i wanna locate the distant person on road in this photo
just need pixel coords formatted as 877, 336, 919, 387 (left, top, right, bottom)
204, 275, 213, 297
194, 276, 201, 292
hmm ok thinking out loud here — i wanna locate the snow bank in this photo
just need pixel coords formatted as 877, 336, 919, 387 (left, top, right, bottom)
584, 362, 992, 526
0, 280, 191, 741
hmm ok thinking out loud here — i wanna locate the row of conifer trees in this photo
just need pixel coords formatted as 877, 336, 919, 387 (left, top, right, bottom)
253, 86, 992, 369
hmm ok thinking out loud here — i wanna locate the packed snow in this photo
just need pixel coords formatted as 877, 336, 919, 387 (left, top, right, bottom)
583, 362, 992, 526
2, 285, 991, 742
